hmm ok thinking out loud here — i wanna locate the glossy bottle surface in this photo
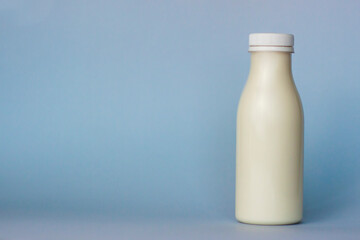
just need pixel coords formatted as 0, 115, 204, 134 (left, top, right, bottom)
235, 52, 304, 225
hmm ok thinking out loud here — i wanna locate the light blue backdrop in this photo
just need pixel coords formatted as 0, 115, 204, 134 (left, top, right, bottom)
0, 0, 359, 223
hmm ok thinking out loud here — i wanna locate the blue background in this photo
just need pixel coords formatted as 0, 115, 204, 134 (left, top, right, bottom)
0, 0, 360, 239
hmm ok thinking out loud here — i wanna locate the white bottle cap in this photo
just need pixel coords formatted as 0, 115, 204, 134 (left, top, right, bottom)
249, 33, 294, 53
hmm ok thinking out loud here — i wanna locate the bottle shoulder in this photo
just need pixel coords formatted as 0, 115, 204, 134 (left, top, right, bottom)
240, 73, 301, 101
237, 76, 303, 120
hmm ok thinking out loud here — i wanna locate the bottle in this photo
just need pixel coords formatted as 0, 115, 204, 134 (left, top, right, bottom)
235, 33, 304, 225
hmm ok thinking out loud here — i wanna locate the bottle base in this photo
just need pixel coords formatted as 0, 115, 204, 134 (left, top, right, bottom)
235, 216, 302, 226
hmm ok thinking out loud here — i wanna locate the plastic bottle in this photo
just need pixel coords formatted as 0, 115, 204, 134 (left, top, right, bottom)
235, 33, 304, 225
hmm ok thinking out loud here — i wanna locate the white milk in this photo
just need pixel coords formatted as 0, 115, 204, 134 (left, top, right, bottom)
235, 33, 304, 225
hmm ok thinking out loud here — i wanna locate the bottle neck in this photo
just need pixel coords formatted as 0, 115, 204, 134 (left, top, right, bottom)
249, 52, 292, 80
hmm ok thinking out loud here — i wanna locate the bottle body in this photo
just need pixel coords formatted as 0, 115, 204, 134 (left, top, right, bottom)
235, 52, 303, 225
